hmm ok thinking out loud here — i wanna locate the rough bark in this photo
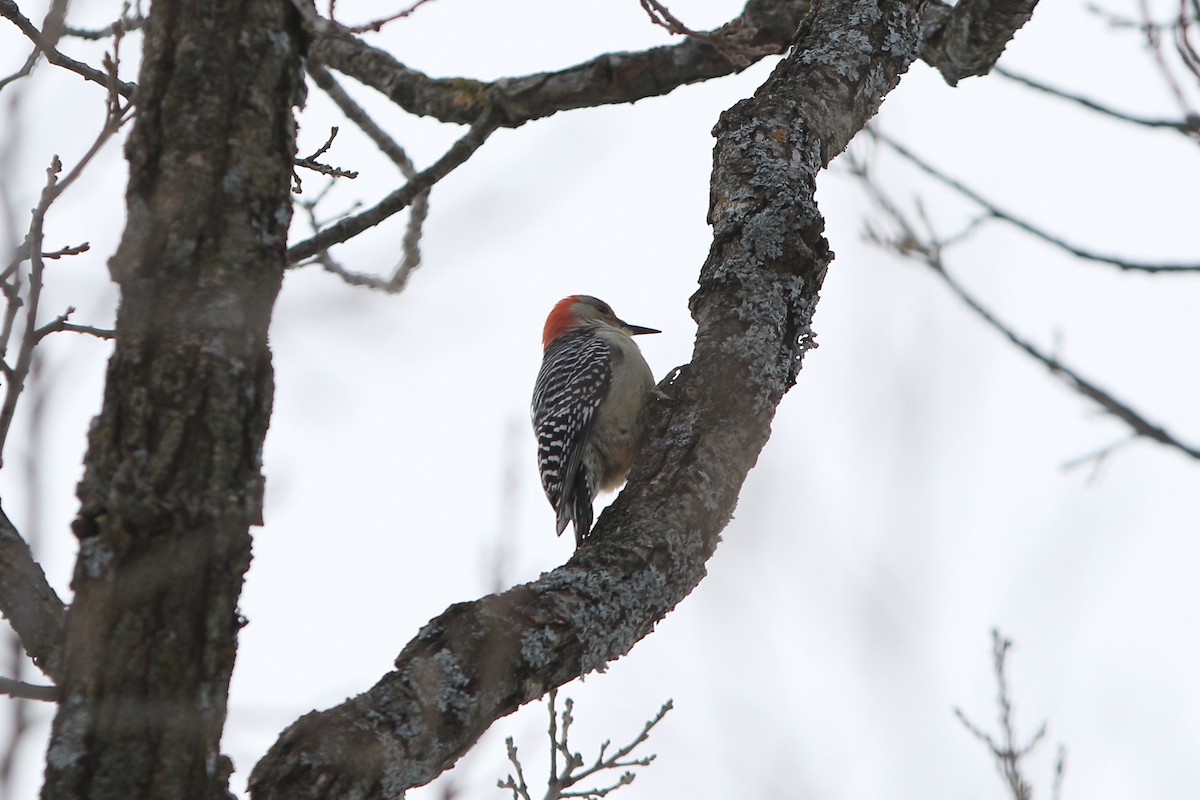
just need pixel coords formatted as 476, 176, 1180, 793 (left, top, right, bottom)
39, 2, 303, 799
246, 0, 985, 796
921, 0, 1039, 84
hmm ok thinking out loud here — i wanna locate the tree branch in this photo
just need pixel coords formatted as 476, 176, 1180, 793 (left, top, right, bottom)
996, 66, 1200, 136
306, 0, 805, 127
867, 126, 1200, 272
0, 505, 65, 680
919, 0, 1040, 85
932, 261, 1200, 460
304, 62, 430, 291
848, 149, 1200, 462
286, 110, 499, 265
0, 0, 135, 98
248, 0, 1015, 795
0, 674, 59, 702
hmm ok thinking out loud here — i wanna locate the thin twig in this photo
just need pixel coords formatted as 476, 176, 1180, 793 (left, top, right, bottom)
293, 126, 359, 192
847, 148, 1200, 464
1140, 0, 1199, 120
932, 259, 1200, 460
995, 66, 1200, 135
62, 0, 147, 40
0, 0, 136, 98
0, 48, 39, 94
499, 693, 671, 800
287, 109, 500, 265
347, 0, 438, 33
499, 737, 532, 800
954, 630, 1064, 800
34, 307, 114, 341
41, 242, 89, 259
1051, 744, 1067, 800
1086, 2, 1197, 30
637, 0, 776, 66
0, 41, 133, 461
866, 127, 1200, 272
306, 63, 430, 290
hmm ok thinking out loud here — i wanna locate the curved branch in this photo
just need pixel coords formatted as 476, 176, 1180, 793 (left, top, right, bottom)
307, 0, 805, 127
247, 0, 977, 795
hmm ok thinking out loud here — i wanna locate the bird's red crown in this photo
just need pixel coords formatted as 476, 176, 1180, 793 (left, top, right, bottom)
542, 295, 582, 351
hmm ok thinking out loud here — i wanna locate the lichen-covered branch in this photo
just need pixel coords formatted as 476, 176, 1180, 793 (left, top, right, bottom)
920, 0, 1039, 85
0, 506, 65, 680
247, 0, 963, 796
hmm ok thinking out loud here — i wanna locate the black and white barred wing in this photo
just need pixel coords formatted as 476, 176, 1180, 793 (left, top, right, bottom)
530, 334, 613, 536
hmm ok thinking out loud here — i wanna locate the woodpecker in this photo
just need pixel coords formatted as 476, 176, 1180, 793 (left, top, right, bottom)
531, 295, 659, 546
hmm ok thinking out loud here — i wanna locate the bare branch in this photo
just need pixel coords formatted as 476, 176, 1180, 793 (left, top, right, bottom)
0, 505, 65, 680
305, 63, 429, 289
292, 126, 360, 192
996, 66, 1200, 136
286, 110, 500, 264
498, 736, 533, 800
637, 0, 778, 66
1051, 745, 1067, 800
847, 148, 1200, 462
62, 1, 148, 40
500, 691, 669, 800
0, 48, 39, 94
0, 155, 60, 459
307, 0, 803, 127
1086, 1, 1198, 30
867, 126, 1200, 272
40, 241, 90, 259
0, 675, 58, 702
307, 64, 419, 175
0, 0, 136, 98
560, 699, 669, 792
346, 0, 438, 33
0, 0, 65, 95
954, 631, 1065, 800
34, 306, 115, 341
1139, 0, 1200, 121
0, 51, 132, 460
931, 254, 1200, 461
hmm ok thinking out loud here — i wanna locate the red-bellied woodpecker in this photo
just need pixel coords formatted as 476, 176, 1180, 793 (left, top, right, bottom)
531, 295, 659, 546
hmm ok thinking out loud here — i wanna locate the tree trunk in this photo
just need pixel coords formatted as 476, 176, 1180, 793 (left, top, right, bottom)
40, 2, 302, 799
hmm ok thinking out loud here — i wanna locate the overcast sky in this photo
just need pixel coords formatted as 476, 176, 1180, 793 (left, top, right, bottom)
2, 0, 1198, 798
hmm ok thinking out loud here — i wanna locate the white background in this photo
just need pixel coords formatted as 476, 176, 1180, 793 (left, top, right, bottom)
2, 0, 1198, 798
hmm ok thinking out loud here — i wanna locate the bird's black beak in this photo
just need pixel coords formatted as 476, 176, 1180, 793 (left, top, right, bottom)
625, 323, 661, 336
